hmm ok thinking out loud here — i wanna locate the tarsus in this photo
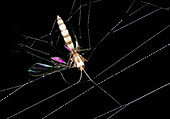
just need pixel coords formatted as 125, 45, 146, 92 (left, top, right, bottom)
83, 70, 121, 106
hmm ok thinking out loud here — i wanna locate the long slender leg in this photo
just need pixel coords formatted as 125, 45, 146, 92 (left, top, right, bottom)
21, 34, 64, 56
87, 19, 123, 60
76, 0, 92, 51
21, 17, 62, 54
83, 70, 122, 106
21, 43, 68, 68
78, 0, 82, 47
49, 18, 58, 45
26, 51, 51, 64
69, 0, 82, 49
49, 16, 64, 49
21, 34, 48, 44
87, 0, 149, 60
87, 0, 92, 49
23, 45, 50, 56
68, 0, 77, 18
67, 52, 73, 66
78, 0, 92, 52
59, 70, 82, 85
73, 0, 92, 59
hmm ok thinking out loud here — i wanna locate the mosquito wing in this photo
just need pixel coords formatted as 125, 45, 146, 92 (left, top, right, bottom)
28, 62, 68, 77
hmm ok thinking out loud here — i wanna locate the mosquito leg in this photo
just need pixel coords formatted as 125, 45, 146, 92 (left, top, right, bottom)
21, 34, 48, 44
77, 70, 83, 84
83, 70, 122, 106
49, 15, 66, 49
87, 0, 148, 60
80, 54, 88, 62
59, 70, 82, 85
49, 18, 58, 45
72, 0, 93, 50
49, 16, 65, 48
21, 34, 64, 56
68, 0, 77, 18
59, 72, 72, 85
69, 59, 74, 67
26, 51, 51, 63
23, 45, 50, 56
21, 34, 52, 49
21, 44, 64, 66
77, 0, 92, 53
23, 45, 67, 66
87, 0, 92, 50
20, 43, 51, 63
69, 0, 82, 49
50, 17, 57, 36
67, 53, 73, 66
74, 0, 92, 58
76, 48, 91, 53
87, 19, 123, 60
55, 35, 61, 48
78, 0, 83, 47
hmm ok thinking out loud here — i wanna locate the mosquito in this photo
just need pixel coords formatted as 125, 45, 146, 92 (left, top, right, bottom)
28, 15, 87, 82
26, 13, 122, 106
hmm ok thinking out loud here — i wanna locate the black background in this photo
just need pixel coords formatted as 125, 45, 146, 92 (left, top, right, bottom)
1, 0, 170, 118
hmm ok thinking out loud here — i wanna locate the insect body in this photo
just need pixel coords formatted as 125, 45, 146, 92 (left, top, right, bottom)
26, 14, 121, 106
28, 15, 87, 82
57, 15, 86, 71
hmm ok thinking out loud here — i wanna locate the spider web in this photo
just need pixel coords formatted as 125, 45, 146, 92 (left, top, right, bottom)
1, 0, 170, 118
